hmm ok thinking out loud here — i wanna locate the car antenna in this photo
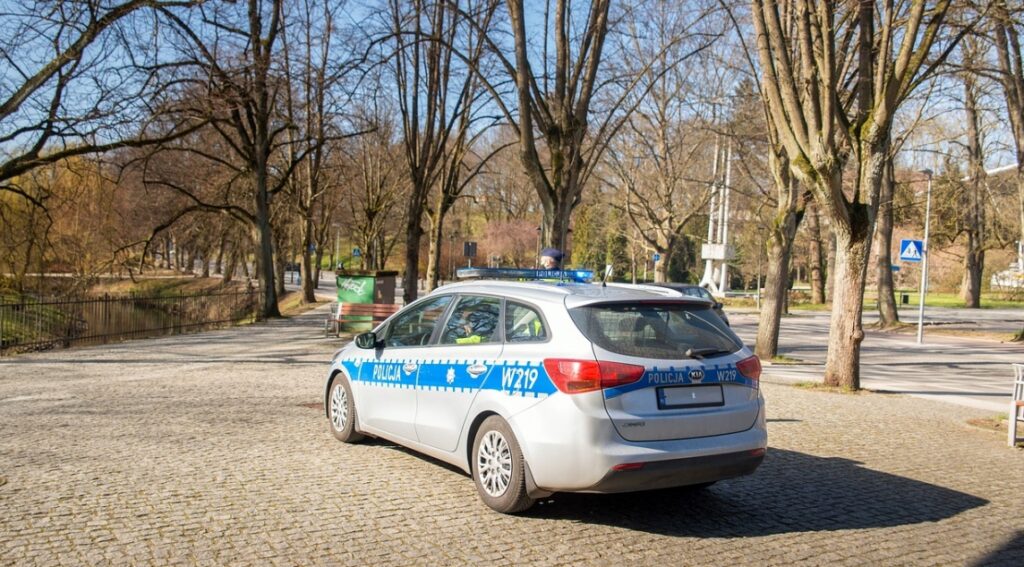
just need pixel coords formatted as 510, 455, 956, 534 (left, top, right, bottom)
601, 264, 612, 287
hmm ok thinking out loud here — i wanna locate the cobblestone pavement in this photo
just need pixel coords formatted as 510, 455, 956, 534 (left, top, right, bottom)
1, 306, 1022, 566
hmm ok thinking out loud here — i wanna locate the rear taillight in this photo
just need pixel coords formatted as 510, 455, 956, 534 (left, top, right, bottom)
737, 355, 762, 383
543, 359, 646, 394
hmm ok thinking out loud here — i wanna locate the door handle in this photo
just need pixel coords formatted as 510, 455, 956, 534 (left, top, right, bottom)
403, 362, 418, 374
467, 363, 487, 377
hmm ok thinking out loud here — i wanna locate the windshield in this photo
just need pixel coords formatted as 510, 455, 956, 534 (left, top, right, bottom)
568, 302, 742, 359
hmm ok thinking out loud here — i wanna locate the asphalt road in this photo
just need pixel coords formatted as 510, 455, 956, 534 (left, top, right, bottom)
731, 309, 1024, 413
300, 274, 1022, 413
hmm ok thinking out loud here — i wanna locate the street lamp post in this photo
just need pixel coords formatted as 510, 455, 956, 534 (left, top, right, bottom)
535, 226, 542, 268
448, 233, 457, 282
917, 169, 933, 344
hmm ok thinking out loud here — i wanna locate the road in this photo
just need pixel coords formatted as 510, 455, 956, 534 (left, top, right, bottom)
302, 274, 1022, 413
731, 309, 1024, 413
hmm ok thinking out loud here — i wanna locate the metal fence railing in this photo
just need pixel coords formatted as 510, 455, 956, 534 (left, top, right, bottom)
0, 291, 261, 356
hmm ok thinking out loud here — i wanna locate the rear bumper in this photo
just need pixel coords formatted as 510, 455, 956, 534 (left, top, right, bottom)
509, 393, 767, 491
583, 448, 765, 493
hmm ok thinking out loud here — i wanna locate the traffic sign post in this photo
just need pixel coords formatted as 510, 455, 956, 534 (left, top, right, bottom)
916, 169, 933, 344
899, 239, 923, 262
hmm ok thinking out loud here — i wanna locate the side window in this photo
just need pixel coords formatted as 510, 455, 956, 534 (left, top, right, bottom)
440, 296, 501, 345
505, 302, 548, 343
384, 296, 453, 347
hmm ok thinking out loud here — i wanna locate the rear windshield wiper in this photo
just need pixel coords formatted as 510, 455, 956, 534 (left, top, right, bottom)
685, 347, 731, 360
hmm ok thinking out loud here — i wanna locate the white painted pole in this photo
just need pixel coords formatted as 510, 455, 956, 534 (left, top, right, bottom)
917, 170, 933, 344
701, 138, 721, 289
718, 144, 733, 293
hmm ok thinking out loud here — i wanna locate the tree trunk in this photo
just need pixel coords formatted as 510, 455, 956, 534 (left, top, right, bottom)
824, 224, 871, 390
255, 169, 281, 318
875, 159, 899, 326
755, 210, 799, 360
806, 202, 825, 303
164, 237, 173, 269
223, 246, 237, 284
314, 249, 323, 290
215, 234, 226, 275
961, 235, 984, 307
274, 249, 286, 299
653, 255, 668, 283
826, 228, 836, 301
201, 245, 211, 278
425, 210, 445, 291
962, 57, 986, 309
402, 203, 424, 304
301, 215, 316, 304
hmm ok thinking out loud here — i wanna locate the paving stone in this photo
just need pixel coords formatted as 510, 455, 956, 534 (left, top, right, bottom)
1, 306, 1022, 566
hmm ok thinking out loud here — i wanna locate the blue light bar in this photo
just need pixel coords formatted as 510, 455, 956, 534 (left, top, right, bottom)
456, 267, 595, 283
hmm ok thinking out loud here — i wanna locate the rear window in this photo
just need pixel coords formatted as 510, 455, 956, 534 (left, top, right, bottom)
568, 302, 742, 359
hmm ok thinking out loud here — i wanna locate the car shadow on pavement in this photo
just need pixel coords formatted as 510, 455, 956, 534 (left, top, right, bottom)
529, 448, 988, 536
967, 530, 1024, 567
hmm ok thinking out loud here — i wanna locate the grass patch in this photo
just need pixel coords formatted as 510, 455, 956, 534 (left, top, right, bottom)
278, 290, 327, 317
90, 277, 247, 298
769, 354, 804, 364
867, 291, 1024, 309
966, 415, 1008, 435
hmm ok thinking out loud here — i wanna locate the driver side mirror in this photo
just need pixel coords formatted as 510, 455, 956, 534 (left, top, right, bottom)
355, 331, 380, 349
714, 302, 724, 310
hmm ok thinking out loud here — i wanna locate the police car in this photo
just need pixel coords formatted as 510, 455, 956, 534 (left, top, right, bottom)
324, 270, 766, 514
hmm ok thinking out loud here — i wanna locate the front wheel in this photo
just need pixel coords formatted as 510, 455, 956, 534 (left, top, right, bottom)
328, 374, 364, 443
472, 416, 534, 514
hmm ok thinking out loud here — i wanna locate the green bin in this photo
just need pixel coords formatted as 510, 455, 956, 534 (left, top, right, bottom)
335, 270, 398, 332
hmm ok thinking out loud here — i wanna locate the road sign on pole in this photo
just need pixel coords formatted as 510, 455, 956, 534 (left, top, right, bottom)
352, 247, 362, 257
653, 253, 661, 262
899, 239, 923, 262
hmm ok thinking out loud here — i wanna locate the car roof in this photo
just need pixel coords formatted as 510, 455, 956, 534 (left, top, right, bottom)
430, 280, 710, 309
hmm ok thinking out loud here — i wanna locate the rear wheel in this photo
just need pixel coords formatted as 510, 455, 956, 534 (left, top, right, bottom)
328, 374, 364, 443
472, 416, 534, 514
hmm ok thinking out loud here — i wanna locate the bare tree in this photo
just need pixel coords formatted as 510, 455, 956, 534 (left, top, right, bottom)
752, 0, 964, 389
342, 103, 407, 273
156, 0, 332, 317
991, 1, 1024, 274
0, 0, 202, 202
282, 0, 368, 303
384, 0, 498, 303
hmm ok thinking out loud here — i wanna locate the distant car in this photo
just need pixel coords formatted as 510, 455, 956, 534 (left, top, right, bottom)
652, 284, 730, 326
323, 277, 765, 514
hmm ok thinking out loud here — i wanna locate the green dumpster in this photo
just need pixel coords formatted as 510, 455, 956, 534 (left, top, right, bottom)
335, 270, 398, 332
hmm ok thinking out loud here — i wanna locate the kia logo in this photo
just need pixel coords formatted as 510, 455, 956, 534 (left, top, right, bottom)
688, 369, 705, 382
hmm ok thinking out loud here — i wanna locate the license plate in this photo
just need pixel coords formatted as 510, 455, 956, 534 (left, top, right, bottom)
657, 384, 724, 409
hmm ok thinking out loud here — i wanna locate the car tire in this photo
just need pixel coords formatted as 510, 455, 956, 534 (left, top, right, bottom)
472, 416, 534, 514
328, 374, 364, 443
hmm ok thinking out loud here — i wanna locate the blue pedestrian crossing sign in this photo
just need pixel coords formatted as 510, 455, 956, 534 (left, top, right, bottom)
899, 239, 923, 262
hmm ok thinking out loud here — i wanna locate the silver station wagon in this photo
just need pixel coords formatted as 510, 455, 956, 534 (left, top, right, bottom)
324, 276, 766, 513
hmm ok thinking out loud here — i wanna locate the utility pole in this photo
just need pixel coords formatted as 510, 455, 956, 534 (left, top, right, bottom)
917, 169, 933, 344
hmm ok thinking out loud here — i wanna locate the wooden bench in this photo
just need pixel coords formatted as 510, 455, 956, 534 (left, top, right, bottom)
325, 302, 401, 338
1010, 363, 1024, 447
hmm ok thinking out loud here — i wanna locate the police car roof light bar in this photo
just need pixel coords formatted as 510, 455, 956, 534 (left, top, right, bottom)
456, 267, 595, 283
